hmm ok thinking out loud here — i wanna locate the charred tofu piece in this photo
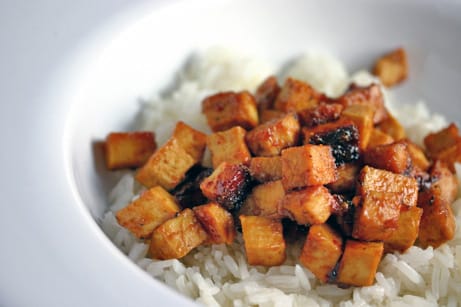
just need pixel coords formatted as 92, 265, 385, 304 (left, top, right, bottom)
207, 126, 252, 168
299, 224, 343, 283
332, 196, 355, 237
303, 119, 360, 166
249, 156, 282, 183
282, 186, 333, 225
172, 121, 207, 162
202, 91, 259, 132
105, 131, 156, 170
397, 139, 430, 172
245, 112, 300, 157
200, 162, 253, 212
281, 144, 337, 191
341, 104, 375, 150
384, 206, 423, 253
366, 128, 395, 149
298, 102, 344, 127
424, 123, 460, 158
376, 113, 406, 141
363, 142, 412, 174
327, 163, 360, 193
336, 83, 387, 124
240, 215, 286, 266
337, 240, 384, 287
149, 208, 208, 259
373, 47, 408, 87
255, 76, 281, 112
193, 202, 236, 245
274, 78, 323, 113
240, 180, 285, 218
418, 161, 457, 248
136, 139, 196, 190
116, 186, 180, 238
172, 166, 213, 208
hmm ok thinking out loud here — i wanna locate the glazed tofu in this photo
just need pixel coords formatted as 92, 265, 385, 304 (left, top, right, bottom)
136, 139, 196, 190
116, 186, 180, 238
327, 163, 360, 193
240, 215, 286, 266
298, 102, 343, 127
282, 186, 333, 225
149, 208, 208, 259
255, 75, 280, 112
366, 128, 395, 149
240, 180, 285, 218
200, 162, 252, 211
249, 156, 282, 183
373, 47, 408, 87
281, 144, 337, 191
245, 112, 300, 157
397, 139, 430, 172
424, 123, 460, 158
172, 121, 207, 162
341, 104, 375, 150
376, 113, 406, 141
299, 224, 343, 283
193, 202, 236, 245
384, 206, 423, 253
207, 126, 252, 168
259, 109, 284, 123
105, 131, 156, 170
336, 83, 387, 124
202, 91, 259, 132
274, 78, 323, 113
337, 240, 384, 287
363, 142, 411, 174
436, 142, 461, 172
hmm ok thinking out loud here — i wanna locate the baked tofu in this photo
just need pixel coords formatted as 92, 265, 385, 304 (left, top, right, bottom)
240, 180, 285, 218
298, 102, 343, 127
373, 47, 408, 87
341, 104, 375, 150
116, 186, 180, 238
327, 163, 360, 193
259, 109, 284, 123
149, 208, 208, 259
105, 131, 156, 170
363, 142, 411, 174
240, 215, 286, 266
245, 112, 300, 157
376, 113, 406, 141
255, 75, 280, 112
274, 78, 323, 113
202, 91, 259, 132
436, 142, 461, 172
299, 224, 343, 283
366, 128, 395, 149
172, 121, 207, 162
337, 240, 384, 287
384, 206, 423, 253
281, 144, 337, 191
282, 186, 333, 225
249, 156, 283, 183
193, 202, 236, 245
207, 126, 252, 168
424, 123, 460, 158
397, 139, 430, 172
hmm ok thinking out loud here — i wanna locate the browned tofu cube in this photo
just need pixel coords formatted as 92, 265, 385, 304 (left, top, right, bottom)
149, 208, 208, 259
136, 139, 195, 190
202, 91, 259, 132
255, 75, 280, 112
437, 142, 461, 172
240, 215, 286, 266
298, 102, 343, 128
327, 163, 360, 193
193, 202, 236, 245
116, 186, 180, 238
397, 139, 430, 172
366, 128, 395, 149
274, 78, 323, 113
336, 83, 387, 124
281, 145, 337, 191
384, 206, 423, 253
245, 112, 300, 157
105, 132, 156, 170
249, 156, 282, 183
341, 104, 375, 150
337, 240, 384, 287
282, 186, 333, 225
259, 109, 284, 123
299, 224, 343, 283
364, 142, 411, 174
200, 162, 252, 211
373, 47, 408, 87
172, 121, 207, 163
424, 123, 460, 158
207, 126, 252, 168
376, 113, 406, 141
240, 180, 285, 218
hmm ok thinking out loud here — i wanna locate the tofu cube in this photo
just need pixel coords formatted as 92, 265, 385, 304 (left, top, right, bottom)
149, 208, 208, 259
299, 224, 343, 283
397, 139, 430, 171
259, 109, 284, 123
172, 121, 207, 162
202, 91, 259, 132
384, 206, 423, 253
249, 156, 282, 183
274, 78, 323, 113
240, 215, 286, 266
281, 144, 337, 191
337, 240, 384, 287
193, 202, 236, 245
376, 113, 406, 141
255, 75, 280, 112
366, 128, 395, 149
341, 104, 375, 150
207, 126, 252, 168
282, 186, 333, 225
436, 141, 461, 172
424, 123, 460, 158
327, 163, 360, 193
105, 131, 156, 170
116, 186, 180, 238
298, 102, 343, 127
245, 112, 300, 157
364, 142, 411, 174
373, 47, 408, 87
240, 180, 285, 218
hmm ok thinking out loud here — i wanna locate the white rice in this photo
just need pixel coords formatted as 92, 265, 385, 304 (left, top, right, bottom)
101, 48, 461, 306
